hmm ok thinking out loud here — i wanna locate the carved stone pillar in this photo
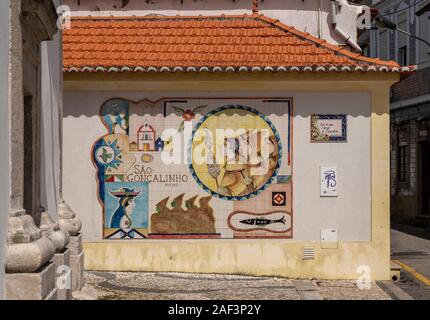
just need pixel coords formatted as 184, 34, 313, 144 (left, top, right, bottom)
40, 210, 70, 252
57, 33, 84, 290
54, 1, 84, 289
6, 210, 57, 300
5, 0, 60, 300
6, 210, 56, 273
58, 201, 82, 236
58, 202, 84, 291
39, 210, 72, 299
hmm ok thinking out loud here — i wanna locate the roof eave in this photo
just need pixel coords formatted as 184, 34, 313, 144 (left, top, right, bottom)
63, 65, 417, 74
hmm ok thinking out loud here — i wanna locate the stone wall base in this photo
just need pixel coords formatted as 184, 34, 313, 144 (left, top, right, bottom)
69, 233, 84, 291
6, 262, 57, 300
69, 233, 82, 255
51, 248, 72, 300
71, 251, 84, 291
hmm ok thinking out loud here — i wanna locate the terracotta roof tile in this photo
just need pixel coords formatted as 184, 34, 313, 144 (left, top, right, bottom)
63, 14, 416, 73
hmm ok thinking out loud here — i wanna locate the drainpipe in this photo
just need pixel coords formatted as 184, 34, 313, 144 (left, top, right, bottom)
329, 0, 362, 53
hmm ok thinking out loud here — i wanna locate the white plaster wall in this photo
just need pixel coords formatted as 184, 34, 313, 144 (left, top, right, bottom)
293, 92, 371, 241
63, 0, 365, 46
260, 0, 362, 48
63, 91, 371, 242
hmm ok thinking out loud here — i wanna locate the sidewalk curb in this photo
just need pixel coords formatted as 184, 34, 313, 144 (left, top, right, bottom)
377, 281, 414, 300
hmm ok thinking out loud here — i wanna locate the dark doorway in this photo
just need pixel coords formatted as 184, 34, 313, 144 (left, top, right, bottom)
23, 95, 34, 216
421, 141, 430, 216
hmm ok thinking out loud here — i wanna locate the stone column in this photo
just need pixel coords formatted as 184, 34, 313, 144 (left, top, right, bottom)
39, 210, 71, 299
5, 0, 60, 300
55, 20, 84, 291
6, 211, 57, 300
0, 0, 11, 301
40, 2, 75, 296
58, 201, 84, 291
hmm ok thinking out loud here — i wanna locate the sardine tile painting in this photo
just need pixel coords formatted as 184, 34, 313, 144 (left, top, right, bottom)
92, 98, 293, 239
230, 182, 292, 238
227, 210, 292, 238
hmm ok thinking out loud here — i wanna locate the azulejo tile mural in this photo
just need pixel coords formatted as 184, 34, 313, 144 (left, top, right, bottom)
188, 106, 282, 201
104, 182, 149, 239
92, 98, 293, 239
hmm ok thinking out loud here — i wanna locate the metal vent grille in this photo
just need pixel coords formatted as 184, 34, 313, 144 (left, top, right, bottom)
303, 247, 315, 260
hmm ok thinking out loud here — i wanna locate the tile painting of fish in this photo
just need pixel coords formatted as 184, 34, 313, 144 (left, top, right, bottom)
227, 210, 292, 235
240, 217, 286, 226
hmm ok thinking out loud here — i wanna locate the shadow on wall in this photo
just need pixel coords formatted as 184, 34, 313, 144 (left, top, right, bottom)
63, 92, 374, 120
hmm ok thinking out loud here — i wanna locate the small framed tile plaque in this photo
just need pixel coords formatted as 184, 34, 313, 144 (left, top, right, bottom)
320, 166, 338, 197
311, 114, 347, 142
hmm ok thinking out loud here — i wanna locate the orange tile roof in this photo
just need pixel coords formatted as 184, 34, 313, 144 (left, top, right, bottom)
63, 14, 416, 73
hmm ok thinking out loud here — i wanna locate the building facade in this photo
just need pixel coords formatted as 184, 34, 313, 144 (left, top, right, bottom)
368, 0, 430, 227
61, 0, 412, 280
0, 0, 83, 299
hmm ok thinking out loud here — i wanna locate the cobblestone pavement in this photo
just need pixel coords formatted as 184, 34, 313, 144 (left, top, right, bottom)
73, 271, 392, 300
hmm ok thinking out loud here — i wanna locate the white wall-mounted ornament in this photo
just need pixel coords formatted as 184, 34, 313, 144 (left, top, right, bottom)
320, 166, 338, 197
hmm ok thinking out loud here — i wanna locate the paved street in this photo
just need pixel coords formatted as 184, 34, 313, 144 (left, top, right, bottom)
390, 229, 430, 300
73, 271, 391, 300
72, 229, 430, 300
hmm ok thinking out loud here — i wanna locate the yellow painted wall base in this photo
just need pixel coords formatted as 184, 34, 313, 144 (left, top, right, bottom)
83, 240, 391, 280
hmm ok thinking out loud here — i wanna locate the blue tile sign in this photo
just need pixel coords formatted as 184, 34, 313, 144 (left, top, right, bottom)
311, 114, 347, 142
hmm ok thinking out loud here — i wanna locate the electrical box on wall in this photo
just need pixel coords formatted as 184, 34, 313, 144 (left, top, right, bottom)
321, 229, 338, 249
